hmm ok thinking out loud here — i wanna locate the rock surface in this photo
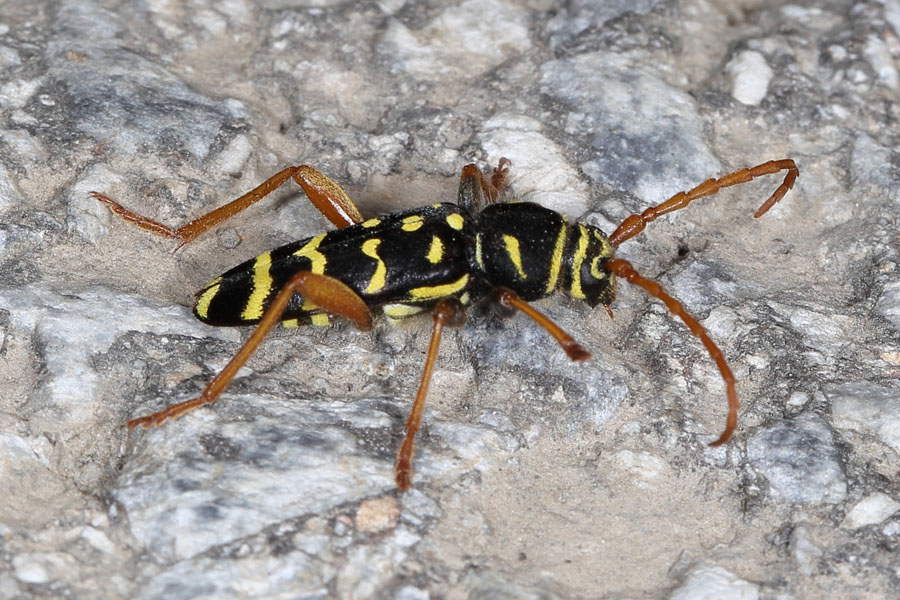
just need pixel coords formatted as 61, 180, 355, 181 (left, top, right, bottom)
1, 0, 899, 598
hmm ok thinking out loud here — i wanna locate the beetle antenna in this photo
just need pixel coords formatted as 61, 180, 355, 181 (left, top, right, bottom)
605, 258, 738, 446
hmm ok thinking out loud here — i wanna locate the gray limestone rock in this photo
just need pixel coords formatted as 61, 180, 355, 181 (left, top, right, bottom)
1, 0, 899, 598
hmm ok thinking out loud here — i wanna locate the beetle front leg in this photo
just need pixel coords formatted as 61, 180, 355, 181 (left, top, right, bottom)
490, 287, 592, 362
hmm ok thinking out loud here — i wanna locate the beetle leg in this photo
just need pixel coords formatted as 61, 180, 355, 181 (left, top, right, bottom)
92, 165, 365, 250
125, 271, 372, 430
490, 288, 592, 362
456, 158, 511, 213
608, 159, 798, 247
395, 299, 466, 492
605, 257, 738, 446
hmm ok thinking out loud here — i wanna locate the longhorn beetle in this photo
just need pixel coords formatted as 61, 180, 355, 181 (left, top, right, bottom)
93, 157, 798, 491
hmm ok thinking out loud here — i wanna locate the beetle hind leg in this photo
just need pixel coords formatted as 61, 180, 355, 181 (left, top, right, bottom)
94, 165, 365, 250
125, 271, 373, 430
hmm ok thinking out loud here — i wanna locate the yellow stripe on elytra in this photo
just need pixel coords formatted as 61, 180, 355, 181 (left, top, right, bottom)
445, 213, 464, 230
383, 303, 425, 319
502, 234, 527, 280
545, 223, 568, 293
282, 314, 330, 327
195, 277, 222, 319
241, 251, 273, 320
569, 225, 589, 300
401, 215, 424, 232
409, 274, 469, 300
475, 233, 484, 268
292, 233, 327, 274
361, 238, 387, 294
426, 235, 444, 264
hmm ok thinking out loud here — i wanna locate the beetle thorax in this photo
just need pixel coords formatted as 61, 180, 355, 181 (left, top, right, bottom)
472, 203, 616, 306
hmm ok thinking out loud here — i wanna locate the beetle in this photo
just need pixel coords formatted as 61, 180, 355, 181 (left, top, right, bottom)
93, 157, 798, 490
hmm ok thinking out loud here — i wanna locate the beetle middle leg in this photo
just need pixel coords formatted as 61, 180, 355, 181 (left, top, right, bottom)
456, 157, 511, 212
395, 298, 467, 491
125, 271, 373, 429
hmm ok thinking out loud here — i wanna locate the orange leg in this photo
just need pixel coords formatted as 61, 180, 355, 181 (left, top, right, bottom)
395, 299, 466, 492
457, 158, 511, 212
126, 271, 373, 429
609, 159, 798, 247
93, 165, 365, 250
605, 258, 738, 446
491, 288, 592, 362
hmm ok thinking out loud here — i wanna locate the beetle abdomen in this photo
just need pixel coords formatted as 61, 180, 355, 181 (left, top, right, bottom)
194, 203, 475, 326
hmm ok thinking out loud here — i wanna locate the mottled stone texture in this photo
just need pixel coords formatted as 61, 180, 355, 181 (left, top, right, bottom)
1, 0, 898, 598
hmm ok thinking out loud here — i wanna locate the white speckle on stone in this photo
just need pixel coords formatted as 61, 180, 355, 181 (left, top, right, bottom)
613, 450, 670, 489
747, 414, 847, 504
851, 133, 895, 190
395, 586, 430, 600
726, 50, 774, 106
789, 523, 823, 576
876, 280, 900, 328
81, 526, 117, 554
786, 391, 809, 409
0, 78, 40, 109
192, 9, 227, 36
383, 0, 530, 80
0, 44, 21, 66
212, 134, 251, 176
787, 306, 848, 349
428, 420, 517, 481
11, 553, 76, 585
12, 555, 49, 584
888, 0, 900, 39
669, 564, 759, 600
367, 133, 407, 163
0, 160, 22, 210
843, 493, 900, 529
0, 128, 47, 165
827, 381, 900, 452
702, 306, 740, 341
67, 164, 125, 244
863, 35, 899, 89
480, 113, 590, 216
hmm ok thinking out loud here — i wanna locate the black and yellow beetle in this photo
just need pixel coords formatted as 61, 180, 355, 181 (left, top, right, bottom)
93, 157, 798, 490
